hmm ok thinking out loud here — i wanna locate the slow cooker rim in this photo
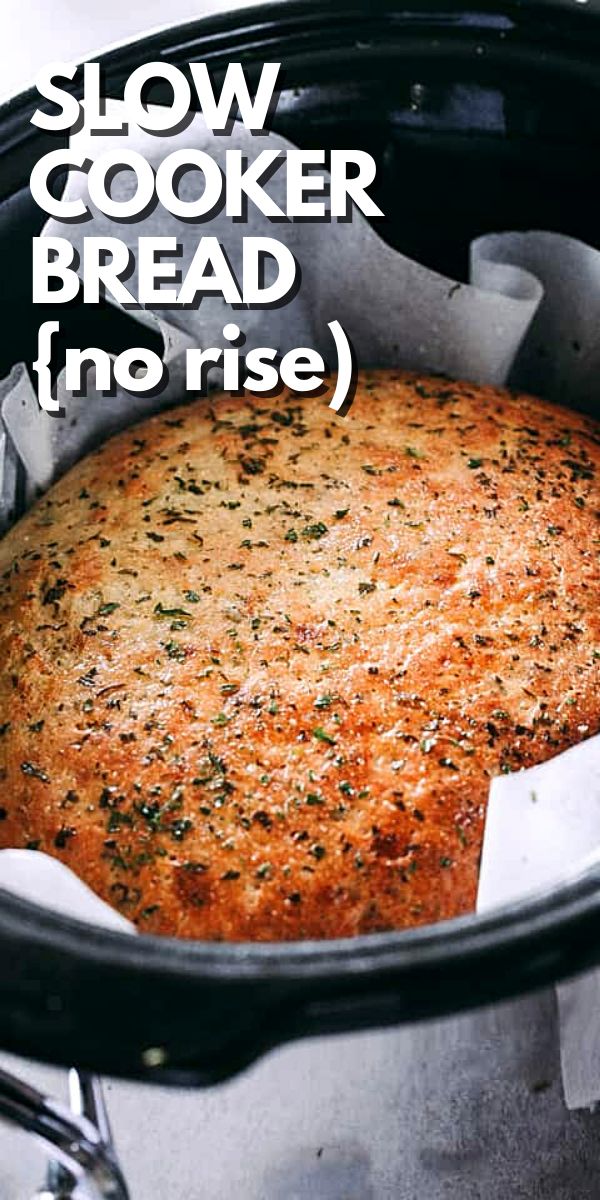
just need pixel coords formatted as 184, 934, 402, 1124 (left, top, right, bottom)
2, 0, 600, 128
2, 855, 600, 984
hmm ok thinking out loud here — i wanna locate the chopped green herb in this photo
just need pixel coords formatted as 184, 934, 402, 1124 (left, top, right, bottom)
239, 457, 266, 476
154, 603, 192, 620
162, 640, 186, 661
301, 522, 328, 541
20, 761, 50, 783
313, 726, 336, 745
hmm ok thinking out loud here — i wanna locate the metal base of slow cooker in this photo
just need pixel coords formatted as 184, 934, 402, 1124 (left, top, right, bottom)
3, 989, 600, 1199
0, 1067, 128, 1199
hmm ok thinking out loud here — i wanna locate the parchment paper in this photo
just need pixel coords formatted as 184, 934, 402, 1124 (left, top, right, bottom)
478, 737, 600, 1109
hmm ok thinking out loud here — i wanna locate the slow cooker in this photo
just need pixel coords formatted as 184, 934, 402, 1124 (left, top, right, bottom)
0, 0, 599, 1193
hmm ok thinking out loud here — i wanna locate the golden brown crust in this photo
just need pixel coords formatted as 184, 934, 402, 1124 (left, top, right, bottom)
0, 371, 598, 940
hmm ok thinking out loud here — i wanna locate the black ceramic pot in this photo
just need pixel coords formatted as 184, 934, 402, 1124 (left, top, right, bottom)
0, 0, 599, 1086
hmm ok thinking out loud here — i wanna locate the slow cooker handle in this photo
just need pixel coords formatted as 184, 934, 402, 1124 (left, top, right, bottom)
0, 1067, 128, 1199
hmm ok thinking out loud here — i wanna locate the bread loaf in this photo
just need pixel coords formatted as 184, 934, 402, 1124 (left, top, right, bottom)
1, 372, 598, 939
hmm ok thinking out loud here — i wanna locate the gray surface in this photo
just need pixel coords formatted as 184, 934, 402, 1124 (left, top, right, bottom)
1, 988, 599, 1199
1, 0, 257, 102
